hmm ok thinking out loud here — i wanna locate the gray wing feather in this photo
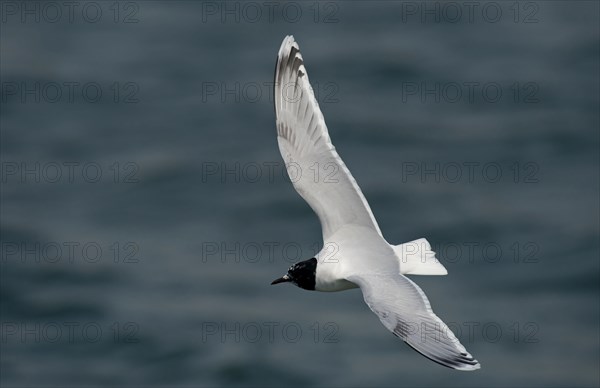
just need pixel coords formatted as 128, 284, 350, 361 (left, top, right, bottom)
348, 273, 481, 371
274, 36, 382, 240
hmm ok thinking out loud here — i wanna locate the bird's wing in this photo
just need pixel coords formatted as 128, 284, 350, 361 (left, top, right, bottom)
274, 35, 381, 240
346, 273, 481, 371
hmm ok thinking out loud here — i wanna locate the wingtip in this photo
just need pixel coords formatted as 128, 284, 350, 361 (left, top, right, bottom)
455, 361, 481, 371
278, 35, 298, 58
454, 352, 481, 371
404, 341, 481, 371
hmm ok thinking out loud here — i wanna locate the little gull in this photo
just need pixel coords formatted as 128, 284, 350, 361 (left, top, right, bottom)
271, 35, 480, 371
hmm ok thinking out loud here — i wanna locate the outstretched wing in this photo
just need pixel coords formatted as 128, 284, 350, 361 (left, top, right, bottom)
274, 35, 381, 240
347, 273, 481, 371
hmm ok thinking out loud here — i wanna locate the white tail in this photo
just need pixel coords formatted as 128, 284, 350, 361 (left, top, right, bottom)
392, 238, 448, 275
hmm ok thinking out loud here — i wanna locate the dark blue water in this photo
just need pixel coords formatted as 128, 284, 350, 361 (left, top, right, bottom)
1, 1, 598, 386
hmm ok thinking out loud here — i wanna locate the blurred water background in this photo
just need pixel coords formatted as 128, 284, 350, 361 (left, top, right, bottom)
1, 1, 599, 386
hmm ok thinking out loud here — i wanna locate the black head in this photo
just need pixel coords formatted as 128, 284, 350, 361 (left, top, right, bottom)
271, 258, 317, 290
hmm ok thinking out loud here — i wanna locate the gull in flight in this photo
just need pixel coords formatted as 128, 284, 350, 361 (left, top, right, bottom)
270, 36, 480, 371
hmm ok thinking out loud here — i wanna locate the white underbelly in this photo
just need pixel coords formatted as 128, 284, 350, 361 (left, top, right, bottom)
314, 255, 360, 292
313, 225, 396, 292
315, 276, 359, 292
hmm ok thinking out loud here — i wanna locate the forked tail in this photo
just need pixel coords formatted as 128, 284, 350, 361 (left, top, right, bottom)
392, 238, 448, 275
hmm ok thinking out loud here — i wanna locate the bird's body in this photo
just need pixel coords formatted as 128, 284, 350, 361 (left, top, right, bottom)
271, 35, 480, 371
316, 225, 389, 292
